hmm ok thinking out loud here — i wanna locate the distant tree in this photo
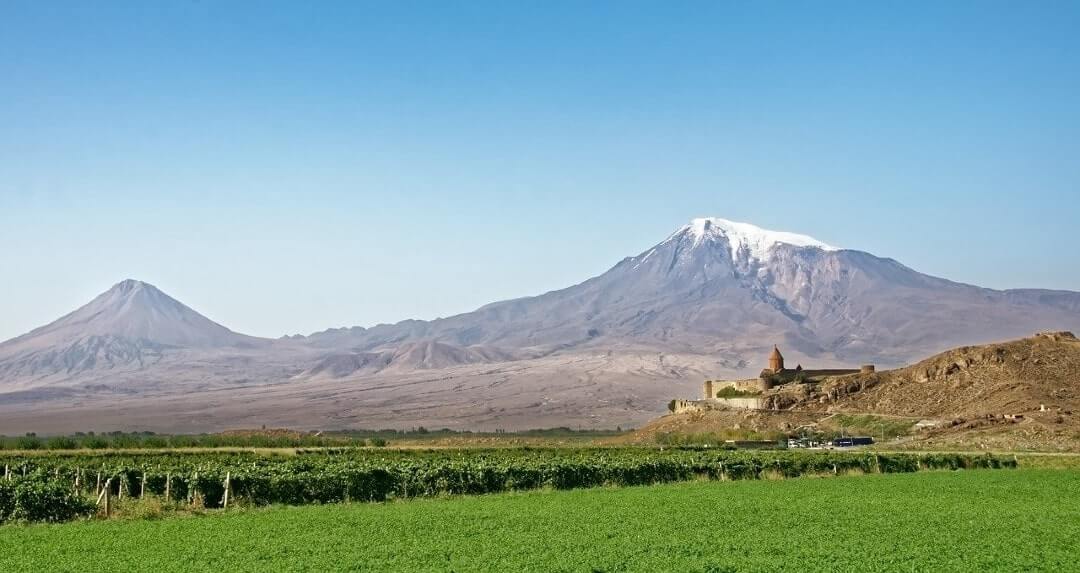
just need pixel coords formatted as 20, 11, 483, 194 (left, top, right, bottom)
46, 436, 77, 450
16, 435, 41, 450
143, 435, 168, 448
84, 437, 109, 449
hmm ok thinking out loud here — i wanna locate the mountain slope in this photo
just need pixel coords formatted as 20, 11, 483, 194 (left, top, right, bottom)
0, 280, 265, 383
298, 341, 523, 379
303, 218, 1080, 367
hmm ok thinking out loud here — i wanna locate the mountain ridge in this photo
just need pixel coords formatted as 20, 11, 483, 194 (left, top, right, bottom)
2, 218, 1079, 395
295, 218, 1080, 369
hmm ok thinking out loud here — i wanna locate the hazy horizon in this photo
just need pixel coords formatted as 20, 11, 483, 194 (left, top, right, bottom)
3, 1, 1079, 341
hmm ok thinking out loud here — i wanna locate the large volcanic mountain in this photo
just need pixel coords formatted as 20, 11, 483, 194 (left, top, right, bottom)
301, 217, 1080, 370
1, 218, 1078, 433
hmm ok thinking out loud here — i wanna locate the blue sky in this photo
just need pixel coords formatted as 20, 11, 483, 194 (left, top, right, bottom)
1, 1, 1078, 341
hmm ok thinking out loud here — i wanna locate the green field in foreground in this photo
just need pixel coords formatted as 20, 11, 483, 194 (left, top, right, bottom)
1, 469, 1078, 572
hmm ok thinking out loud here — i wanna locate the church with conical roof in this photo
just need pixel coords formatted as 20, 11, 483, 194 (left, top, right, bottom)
678, 346, 876, 413
698, 345, 876, 399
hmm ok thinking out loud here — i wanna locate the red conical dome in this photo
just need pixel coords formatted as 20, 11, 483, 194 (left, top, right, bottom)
768, 345, 784, 372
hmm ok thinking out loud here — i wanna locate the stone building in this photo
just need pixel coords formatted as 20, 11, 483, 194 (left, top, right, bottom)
673, 346, 875, 414
704, 346, 875, 398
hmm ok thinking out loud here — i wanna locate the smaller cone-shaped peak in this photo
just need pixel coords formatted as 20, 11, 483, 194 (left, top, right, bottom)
0, 280, 260, 350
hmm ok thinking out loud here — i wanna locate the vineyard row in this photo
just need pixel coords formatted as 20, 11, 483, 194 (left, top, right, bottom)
0, 449, 1016, 523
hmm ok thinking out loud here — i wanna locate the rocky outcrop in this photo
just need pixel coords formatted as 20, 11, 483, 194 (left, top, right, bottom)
759, 333, 1080, 420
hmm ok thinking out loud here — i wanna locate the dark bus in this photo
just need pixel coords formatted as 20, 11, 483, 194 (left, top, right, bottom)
831, 436, 874, 447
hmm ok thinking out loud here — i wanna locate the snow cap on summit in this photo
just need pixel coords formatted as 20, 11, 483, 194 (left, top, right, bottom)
678, 217, 838, 261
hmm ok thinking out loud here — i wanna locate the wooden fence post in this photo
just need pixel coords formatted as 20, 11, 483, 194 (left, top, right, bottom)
223, 472, 231, 509
96, 472, 101, 495
96, 478, 113, 517
192, 472, 199, 507
165, 473, 171, 502
140, 473, 146, 498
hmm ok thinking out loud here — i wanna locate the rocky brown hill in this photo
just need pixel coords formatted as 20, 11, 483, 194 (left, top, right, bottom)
782, 331, 1080, 419
674, 332, 1080, 451
629, 333, 1080, 451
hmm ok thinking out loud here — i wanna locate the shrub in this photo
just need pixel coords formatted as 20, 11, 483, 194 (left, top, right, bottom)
715, 387, 761, 399
0, 481, 11, 521
0, 480, 96, 524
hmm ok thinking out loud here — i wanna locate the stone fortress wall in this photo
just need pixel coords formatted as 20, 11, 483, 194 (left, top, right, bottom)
671, 397, 762, 413
674, 346, 874, 413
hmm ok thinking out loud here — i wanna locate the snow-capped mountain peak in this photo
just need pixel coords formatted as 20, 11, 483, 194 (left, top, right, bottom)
678, 217, 838, 261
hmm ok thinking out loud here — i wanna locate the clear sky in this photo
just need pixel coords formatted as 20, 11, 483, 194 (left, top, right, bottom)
1, 1, 1078, 342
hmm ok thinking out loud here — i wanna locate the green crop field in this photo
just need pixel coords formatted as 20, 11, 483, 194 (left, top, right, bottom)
1, 469, 1077, 572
